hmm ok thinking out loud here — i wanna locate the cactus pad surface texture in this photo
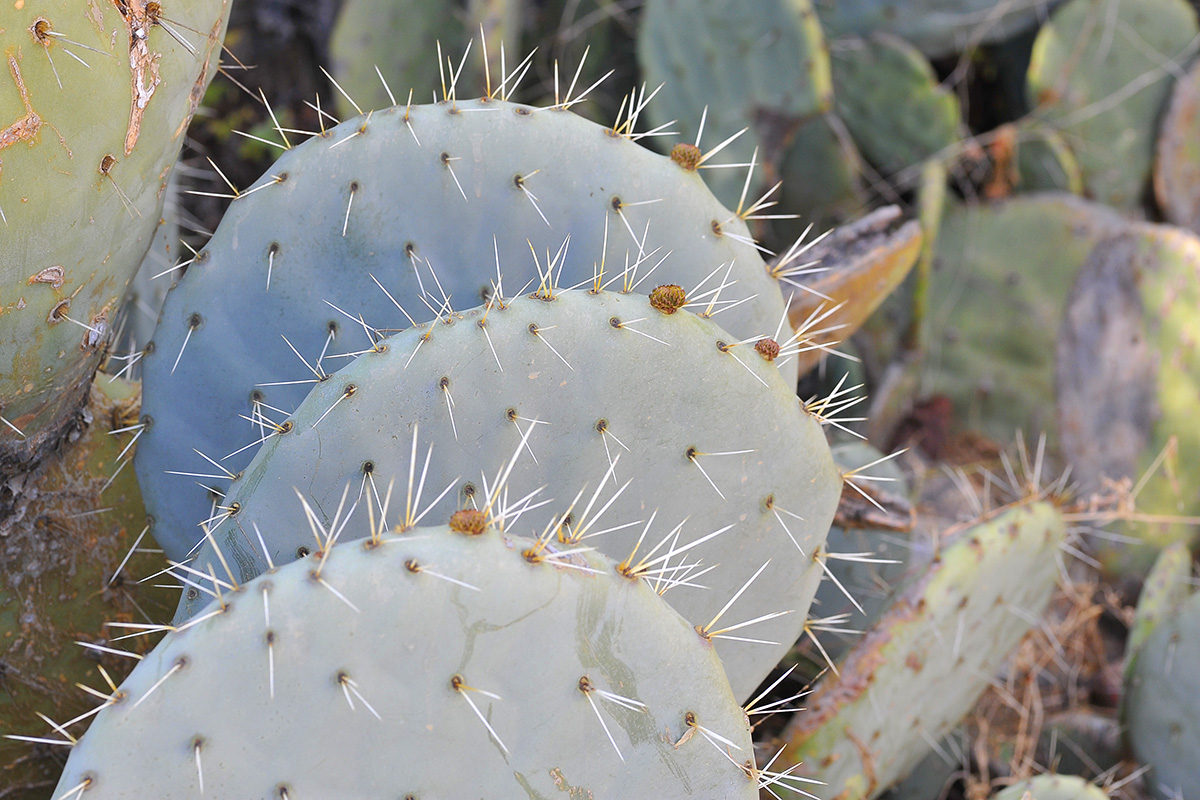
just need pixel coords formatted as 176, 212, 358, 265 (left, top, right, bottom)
1125, 581, 1200, 798
52, 522, 759, 798
174, 288, 842, 702
1026, 0, 1199, 210
637, 0, 833, 205
0, 0, 231, 467
137, 95, 795, 566
779, 500, 1067, 799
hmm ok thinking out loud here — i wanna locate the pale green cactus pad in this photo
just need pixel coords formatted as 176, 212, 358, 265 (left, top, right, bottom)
175, 289, 842, 702
1125, 586, 1200, 799
1027, 0, 1199, 210
831, 33, 961, 179
137, 95, 792, 565
0, 0, 230, 465
52, 524, 758, 799
992, 774, 1111, 800
1125, 541, 1192, 678
777, 501, 1067, 800
1057, 224, 1200, 570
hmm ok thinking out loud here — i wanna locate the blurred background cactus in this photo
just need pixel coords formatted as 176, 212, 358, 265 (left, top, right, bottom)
4, 0, 1200, 798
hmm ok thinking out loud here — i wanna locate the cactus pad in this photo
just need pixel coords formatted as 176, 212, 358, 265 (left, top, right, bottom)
637, 0, 832, 205
992, 775, 1112, 800
0, 0, 230, 465
817, 0, 1054, 59
1, 377, 172, 796
1125, 587, 1200, 799
1126, 542, 1192, 675
1057, 225, 1200, 568
924, 194, 1124, 442
53, 524, 758, 798
174, 289, 841, 701
137, 96, 792, 565
831, 33, 961, 179
1155, 55, 1200, 233
328, 0, 464, 120
778, 501, 1066, 799
1027, 0, 1199, 209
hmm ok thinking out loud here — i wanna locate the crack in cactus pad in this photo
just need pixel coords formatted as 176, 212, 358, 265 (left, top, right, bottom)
637, 0, 832, 206
1026, 0, 1199, 210
778, 501, 1066, 800
175, 289, 842, 697
138, 97, 791, 564
53, 526, 757, 799
993, 775, 1112, 800
174, 289, 841, 701
0, 0, 230, 464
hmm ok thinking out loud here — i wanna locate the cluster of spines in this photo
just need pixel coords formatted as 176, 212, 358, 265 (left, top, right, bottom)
36, 451, 828, 797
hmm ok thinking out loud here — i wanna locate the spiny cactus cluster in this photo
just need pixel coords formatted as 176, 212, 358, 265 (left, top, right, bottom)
7, 1, 1200, 798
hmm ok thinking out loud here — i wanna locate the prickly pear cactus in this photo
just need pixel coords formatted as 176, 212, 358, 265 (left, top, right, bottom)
328, 0, 465, 119
637, 0, 832, 205
1012, 125, 1084, 195
777, 112, 868, 229
777, 501, 1067, 799
1155, 54, 1200, 233
114, 171, 182, 363
785, 206, 922, 373
1027, 0, 1199, 210
922, 193, 1125, 442
1125, 582, 1200, 799
992, 774, 1112, 800
816, 0, 1054, 59
1057, 224, 1200, 571
175, 289, 842, 701
52, 523, 759, 798
0, 0, 231, 467
830, 33, 961, 179
1126, 542, 1191, 676
137, 95, 794, 566
807, 441, 921, 663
